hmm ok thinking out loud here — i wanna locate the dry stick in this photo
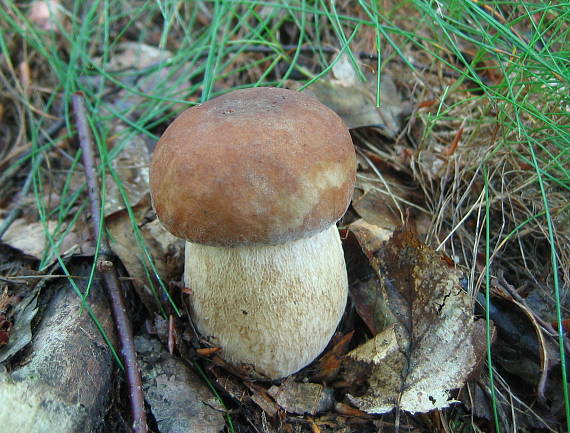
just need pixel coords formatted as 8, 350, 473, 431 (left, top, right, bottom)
238, 44, 461, 78
0, 119, 65, 239
72, 93, 148, 433
0, 165, 35, 238
124, 44, 461, 80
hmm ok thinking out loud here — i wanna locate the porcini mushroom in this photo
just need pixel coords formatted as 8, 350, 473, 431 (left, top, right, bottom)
150, 87, 356, 379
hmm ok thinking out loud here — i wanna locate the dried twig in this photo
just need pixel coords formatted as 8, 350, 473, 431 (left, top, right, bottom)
118, 44, 461, 80
0, 119, 64, 239
0, 165, 34, 239
72, 92, 148, 433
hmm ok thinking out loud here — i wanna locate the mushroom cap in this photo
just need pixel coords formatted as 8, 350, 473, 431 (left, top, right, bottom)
150, 87, 356, 246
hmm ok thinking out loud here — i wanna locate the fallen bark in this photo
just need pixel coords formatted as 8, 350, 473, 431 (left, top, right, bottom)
135, 335, 226, 433
0, 261, 117, 433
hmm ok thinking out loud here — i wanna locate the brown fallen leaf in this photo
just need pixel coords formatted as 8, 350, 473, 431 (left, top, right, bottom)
486, 277, 561, 401
28, 1, 63, 32
311, 331, 354, 382
96, 42, 193, 110
349, 219, 393, 263
460, 382, 494, 423
286, 54, 405, 138
352, 186, 403, 233
0, 218, 80, 261
334, 402, 370, 418
267, 377, 334, 415
346, 221, 395, 336
0, 282, 41, 364
106, 196, 184, 313
89, 43, 193, 216
196, 347, 222, 356
302, 77, 403, 138
308, 420, 322, 433
104, 129, 153, 216
0, 315, 11, 346
352, 151, 432, 240
345, 223, 486, 414
349, 276, 385, 336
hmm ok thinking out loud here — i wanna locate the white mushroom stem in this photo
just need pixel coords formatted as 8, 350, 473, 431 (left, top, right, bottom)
184, 224, 348, 379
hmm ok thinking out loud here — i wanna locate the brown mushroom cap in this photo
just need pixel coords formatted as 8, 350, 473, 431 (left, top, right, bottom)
150, 87, 356, 246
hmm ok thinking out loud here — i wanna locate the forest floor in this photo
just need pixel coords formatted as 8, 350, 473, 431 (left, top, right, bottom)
0, 1, 568, 432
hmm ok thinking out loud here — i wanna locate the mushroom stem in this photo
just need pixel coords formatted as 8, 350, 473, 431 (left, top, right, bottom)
184, 225, 348, 379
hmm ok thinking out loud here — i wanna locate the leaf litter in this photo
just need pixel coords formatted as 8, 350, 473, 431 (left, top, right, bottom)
0, 218, 80, 261
288, 53, 406, 138
0, 286, 38, 363
2, 1, 568, 431
346, 220, 486, 414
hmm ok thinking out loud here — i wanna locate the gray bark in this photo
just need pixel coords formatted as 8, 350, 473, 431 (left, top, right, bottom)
0, 262, 117, 433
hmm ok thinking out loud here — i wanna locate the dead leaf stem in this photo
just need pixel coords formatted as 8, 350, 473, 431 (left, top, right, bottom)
72, 92, 148, 433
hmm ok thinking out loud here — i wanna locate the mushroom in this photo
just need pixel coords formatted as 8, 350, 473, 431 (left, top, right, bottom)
150, 87, 356, 379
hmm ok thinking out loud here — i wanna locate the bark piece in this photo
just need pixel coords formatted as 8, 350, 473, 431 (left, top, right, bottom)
135, 335, 225, 433
0, 374, 89, 433
267, 377, 334, 415
0, 288, 38, 363
0, 262, 117, 433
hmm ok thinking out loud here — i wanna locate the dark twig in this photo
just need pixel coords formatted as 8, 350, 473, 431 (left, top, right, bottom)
242, 44, 462, 78
0, 164, 35, 239
72, 92, 148, 433
0, 118, 64, 239
116, 43, 461, 82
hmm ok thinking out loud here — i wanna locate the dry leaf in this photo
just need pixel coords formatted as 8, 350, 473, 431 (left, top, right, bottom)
0, 219, 54, 259
345, 223, 485, 414
352, 161, 415, 232
99, 42, 195, 124
104, 131, 152, 216
349, 219, 393, 257
287, 68, 404, 138
352, 187, 403, 232
485, 278, 560, 400
0, 290, 39, 363
95, 42, 192, 111
350, 276, 388, 337
351, 150, 434, 236
90, 42, 193, 215
0, 218, 79, 260
305, 77, 403, 138
346, 221, 393, 336
331, 53, 358, 86
28, 1, 63, 32
311, 331, 354, 382
334, 402, 370, 417
106, 197, 184, 313
267, 377, 334, 415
